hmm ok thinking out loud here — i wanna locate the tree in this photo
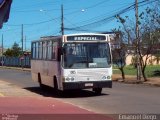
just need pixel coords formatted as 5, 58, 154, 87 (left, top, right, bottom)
112, 44, 127, 80
3, 42, 22, 57
138, 5, 160, 81
116, 2, 160, 81
112, 30, 129, 80
3, 48, 13, 57
12, 42, 22, 57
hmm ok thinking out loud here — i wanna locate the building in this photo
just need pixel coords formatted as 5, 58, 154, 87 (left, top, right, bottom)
126, 54, 160, 65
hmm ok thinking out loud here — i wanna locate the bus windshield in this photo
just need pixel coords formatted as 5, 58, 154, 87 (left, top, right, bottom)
63, 43, 111, 69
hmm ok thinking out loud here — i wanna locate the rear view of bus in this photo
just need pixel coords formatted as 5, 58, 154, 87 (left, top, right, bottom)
61, 33, 112, 94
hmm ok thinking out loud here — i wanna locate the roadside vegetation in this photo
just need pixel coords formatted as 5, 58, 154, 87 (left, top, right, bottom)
113, 65, 160, 78
3, 42, 22, 57
112, 2, 160, 82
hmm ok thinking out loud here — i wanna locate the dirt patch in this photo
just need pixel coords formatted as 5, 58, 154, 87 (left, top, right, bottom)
112, 74, 160, 86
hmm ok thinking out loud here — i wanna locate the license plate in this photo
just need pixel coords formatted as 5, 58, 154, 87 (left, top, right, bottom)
85, 83, 93, 87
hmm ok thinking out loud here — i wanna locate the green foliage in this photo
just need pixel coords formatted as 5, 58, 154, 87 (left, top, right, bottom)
113, 65, 160, 77
116, 15, 126, 24
145, 65, 160, 77
3, 42, 22, 57
113, 65, 136, 75
3, 48, 13, 57
115, 3, 160, 81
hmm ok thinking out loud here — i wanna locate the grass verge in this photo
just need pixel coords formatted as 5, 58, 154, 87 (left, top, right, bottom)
113, 65, 160, 77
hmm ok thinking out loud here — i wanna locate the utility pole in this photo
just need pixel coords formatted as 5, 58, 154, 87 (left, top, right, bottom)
24, 35, 26, 51
21, 24, 24, 54
21, 24, 24, 69
61, 4, 64, 35
1, 34, 4, 66
1, 34, 3, 56
135, 0, 141, 81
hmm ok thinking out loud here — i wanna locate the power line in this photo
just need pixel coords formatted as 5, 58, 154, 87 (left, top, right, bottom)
2, 1, 112, 32
65, 2, 134, 28
12, 1, 60, 11
63, 0, 112, 16
12, 0, 111, 16
65, 3, 135, 31
12, 8, 61, 13
64, 0, 159, 32
4, 1, 132, 28
3, 17, 60, 28
84, 0, 111, 9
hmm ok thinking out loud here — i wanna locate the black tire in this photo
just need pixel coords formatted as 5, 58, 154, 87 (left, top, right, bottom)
53, 77, 65, 97
54, 76, 58, 91
38, 73, 47, 89
93, 88, 102, 95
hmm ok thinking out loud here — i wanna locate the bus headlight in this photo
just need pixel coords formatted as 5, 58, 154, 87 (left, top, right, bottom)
107, 76, 111, 80
66, 77, 70, 81
65, 77, 75, 82
102, 76, 111, 80
102, 76, 107, 80
71, 77, 74, 81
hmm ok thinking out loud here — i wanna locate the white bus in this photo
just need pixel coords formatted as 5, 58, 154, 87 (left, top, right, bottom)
31, 33, 112, 94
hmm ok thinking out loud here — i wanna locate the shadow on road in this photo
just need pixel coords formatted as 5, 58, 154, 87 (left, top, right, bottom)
23, 86, 109, 98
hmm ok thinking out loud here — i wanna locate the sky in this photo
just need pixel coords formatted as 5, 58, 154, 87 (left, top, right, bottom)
0, 0, 153, 50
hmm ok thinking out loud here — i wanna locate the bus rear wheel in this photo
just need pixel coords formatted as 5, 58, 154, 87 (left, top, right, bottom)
38, 73, 48, 89
93, 88, 102, 95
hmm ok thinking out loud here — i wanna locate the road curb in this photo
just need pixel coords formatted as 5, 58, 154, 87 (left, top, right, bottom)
0, 66, 31, 72
113, 79, 160, 87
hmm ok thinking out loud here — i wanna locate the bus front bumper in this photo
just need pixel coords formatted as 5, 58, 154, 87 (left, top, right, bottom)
62, 81, 112, 90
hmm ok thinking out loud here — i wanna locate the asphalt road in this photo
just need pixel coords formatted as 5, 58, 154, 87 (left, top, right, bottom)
0, 68, 160, 114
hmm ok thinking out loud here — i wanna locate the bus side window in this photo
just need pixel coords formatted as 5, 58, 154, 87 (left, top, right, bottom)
32, 42, 36, 59
38, 42, 42, 59
52, 42, 57, 60
47, 41, 52, 60
36, 42, 39, 59
42, 41, 47, 59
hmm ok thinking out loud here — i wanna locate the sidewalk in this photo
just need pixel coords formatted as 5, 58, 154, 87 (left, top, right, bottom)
0, 80, 113, 120
0, 66, 31, 72
113, 74, 160, 87
0, 80, 91, 114
0, 80, 93, 114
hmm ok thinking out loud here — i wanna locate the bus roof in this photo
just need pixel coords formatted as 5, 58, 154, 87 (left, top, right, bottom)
31, 33, 115, 42
32, 35, 62, 42
63, 33, 109, 37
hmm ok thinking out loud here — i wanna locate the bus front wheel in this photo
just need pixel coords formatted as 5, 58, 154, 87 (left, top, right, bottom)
53, 77, 64, 96
93, 88, 102, 95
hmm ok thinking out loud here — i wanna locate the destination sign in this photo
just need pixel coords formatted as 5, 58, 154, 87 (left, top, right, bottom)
67, 35, 106, 41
